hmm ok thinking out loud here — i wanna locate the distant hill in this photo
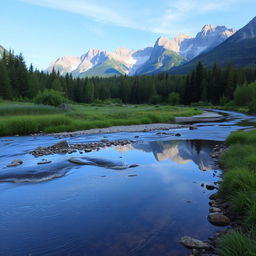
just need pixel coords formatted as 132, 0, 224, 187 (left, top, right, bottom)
171, 16, 256, 74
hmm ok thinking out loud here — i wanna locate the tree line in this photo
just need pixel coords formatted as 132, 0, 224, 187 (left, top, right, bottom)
1, 50, 256, 105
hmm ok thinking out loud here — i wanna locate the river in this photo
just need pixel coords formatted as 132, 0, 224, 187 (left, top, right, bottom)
0, 110, 255, 256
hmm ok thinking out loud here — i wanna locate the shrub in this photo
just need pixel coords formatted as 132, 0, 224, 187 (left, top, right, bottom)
34, 89, 68, 107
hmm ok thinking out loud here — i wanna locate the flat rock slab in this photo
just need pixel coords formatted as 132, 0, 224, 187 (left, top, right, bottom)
180, 236, 210, 249
176, 111, 224, 123
68, 157, 129, 170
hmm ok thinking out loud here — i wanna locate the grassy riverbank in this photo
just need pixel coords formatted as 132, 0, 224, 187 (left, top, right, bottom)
216, 130, 256, 256
0, 102, 202, 136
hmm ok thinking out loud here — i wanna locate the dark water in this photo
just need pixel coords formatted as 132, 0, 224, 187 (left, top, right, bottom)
0, 110, 255, 256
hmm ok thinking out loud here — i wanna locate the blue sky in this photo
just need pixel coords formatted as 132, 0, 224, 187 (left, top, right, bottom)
1, 0, 255, 70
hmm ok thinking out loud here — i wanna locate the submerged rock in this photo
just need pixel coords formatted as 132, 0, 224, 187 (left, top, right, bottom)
37, 160, 52, 165
7, 159, 23, 167
128, 174, 137, 177
68, 157, 129, 170
129, 164, 139, 168
180, 236, 210, 249
208, 213, 230, 226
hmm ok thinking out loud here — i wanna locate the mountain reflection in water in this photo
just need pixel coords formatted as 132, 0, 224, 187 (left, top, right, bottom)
116, 140, 219, 171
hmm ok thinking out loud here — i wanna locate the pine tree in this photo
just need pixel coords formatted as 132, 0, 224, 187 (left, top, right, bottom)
0, 61, 12, 99
85, 79, 95, 103
51, 77, 62, 91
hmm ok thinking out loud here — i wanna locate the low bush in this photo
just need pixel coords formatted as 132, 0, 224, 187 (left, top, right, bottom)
34, 89, 68, 107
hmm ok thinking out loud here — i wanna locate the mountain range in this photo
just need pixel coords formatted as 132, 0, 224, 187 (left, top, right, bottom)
47, 24, 236, 77
172, 16, 256, 74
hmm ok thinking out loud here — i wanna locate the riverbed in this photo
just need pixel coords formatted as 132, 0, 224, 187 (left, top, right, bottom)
0, 110, 255, 256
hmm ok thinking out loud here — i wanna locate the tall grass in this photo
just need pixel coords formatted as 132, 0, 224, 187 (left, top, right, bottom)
216, 231, 256, 256
218, 129, 256, 255
0, 102, 202, 136
0, 103, 62, 116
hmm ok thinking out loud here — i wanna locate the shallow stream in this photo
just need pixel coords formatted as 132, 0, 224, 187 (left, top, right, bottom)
0, 110, 255, 256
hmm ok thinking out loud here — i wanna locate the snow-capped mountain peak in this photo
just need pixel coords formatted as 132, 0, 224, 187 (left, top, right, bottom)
47, 23, 236, 77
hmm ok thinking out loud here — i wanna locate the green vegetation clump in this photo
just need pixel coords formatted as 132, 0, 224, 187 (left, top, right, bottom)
217, 130, 256, 255
34, 89, 68, 107
0, 103, 61, 116
234, 82, 256, 113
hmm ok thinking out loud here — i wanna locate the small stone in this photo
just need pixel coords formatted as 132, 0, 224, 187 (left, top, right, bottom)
209, 193, 218, 200
128, 174, 137, 177
180, 236, 210, 249
210, 207, 222, 213
7, 159, 23, 167
37, 160, 52, 165
175, 133, 181, 136
129, 164, 139, 168
208, 213, 230, 226
206, 184, 216, 190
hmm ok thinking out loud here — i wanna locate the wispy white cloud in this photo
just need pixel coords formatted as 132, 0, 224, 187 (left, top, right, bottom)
151, 0, 238, 34
21, 0, 135, 28
20, 0, 239, 36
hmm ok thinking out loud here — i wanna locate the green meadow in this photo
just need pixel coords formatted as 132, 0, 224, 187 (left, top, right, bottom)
0, 102, 202, 136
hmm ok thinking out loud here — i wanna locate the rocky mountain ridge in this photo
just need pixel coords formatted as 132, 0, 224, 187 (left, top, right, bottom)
47, 24, 236, 77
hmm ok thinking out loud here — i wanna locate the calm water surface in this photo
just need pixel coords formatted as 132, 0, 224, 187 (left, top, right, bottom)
0, 110, 255, 256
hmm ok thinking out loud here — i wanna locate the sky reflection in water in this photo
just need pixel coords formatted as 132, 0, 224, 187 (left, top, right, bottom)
0, 139, 222, 256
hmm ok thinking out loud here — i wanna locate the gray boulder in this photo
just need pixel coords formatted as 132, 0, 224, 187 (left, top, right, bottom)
180, 236, 210, 249
58, 103, 72, 112
208, 213, 230, 226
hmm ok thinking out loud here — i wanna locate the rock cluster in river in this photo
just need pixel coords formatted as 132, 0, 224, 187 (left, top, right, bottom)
31, 139, 135, 157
